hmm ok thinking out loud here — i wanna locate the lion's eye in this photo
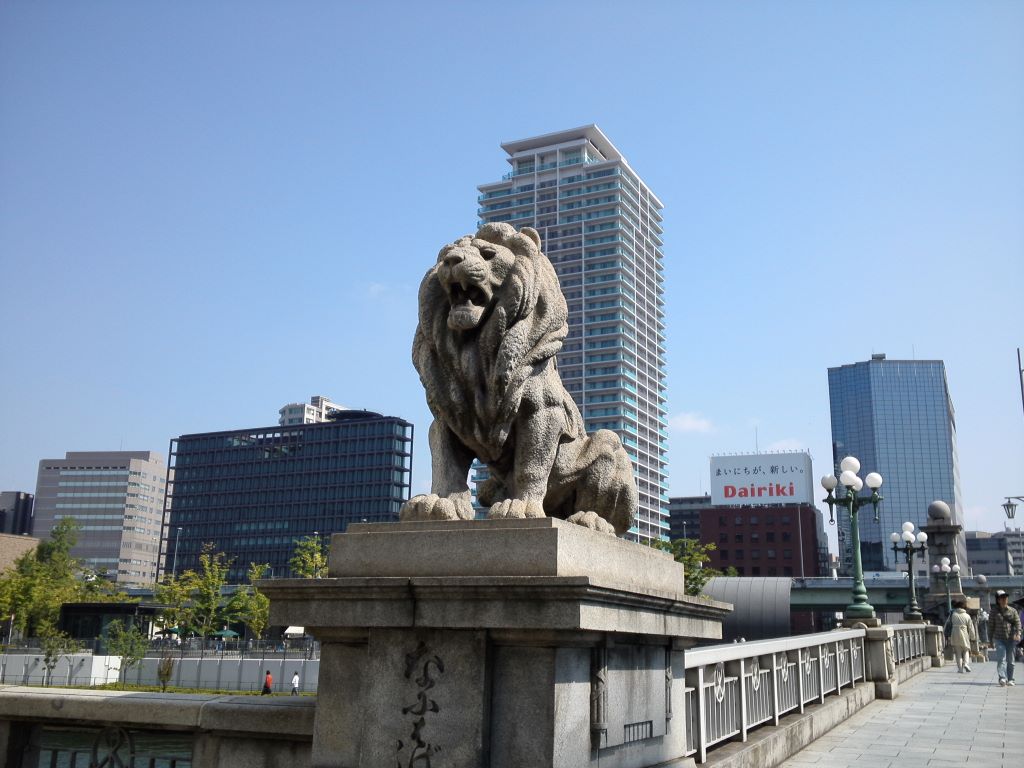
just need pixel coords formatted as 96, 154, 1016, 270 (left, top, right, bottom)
480, 247, 497, 260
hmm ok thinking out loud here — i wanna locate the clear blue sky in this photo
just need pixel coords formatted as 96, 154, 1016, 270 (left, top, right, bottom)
1, 1, 1021, 555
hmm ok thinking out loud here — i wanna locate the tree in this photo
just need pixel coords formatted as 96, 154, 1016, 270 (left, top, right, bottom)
154, 572, 196, 639
105, 619, 148, 689
39, 626, 79, 686
234, 563, 271, 643
289, 535, 328, 578
652, 538, 734, 597
0, 519, 128, 639
189, 545, 235, 639
156, 651, 176, 692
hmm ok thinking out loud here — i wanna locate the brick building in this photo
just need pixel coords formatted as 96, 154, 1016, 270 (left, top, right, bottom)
700, 502, 827, 578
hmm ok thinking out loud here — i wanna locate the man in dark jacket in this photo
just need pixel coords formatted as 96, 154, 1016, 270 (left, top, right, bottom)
988, 590, 1022, 686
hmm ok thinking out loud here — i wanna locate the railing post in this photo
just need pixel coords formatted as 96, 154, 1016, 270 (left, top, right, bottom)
771, 653, 780, 726
796, 649, 805, 713
817, 645, 826, 704
847, 638, 855, 689
734, 659, 747, 742
696, 664, 707, 764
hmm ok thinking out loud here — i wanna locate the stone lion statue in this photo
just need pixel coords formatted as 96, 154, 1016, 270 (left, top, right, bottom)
400, 222, 637, 535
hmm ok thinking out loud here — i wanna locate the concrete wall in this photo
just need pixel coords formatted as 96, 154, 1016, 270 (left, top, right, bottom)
0, 686, 313, 768
0, 653, 320, 693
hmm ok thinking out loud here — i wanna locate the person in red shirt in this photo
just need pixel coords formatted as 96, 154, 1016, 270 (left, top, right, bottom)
261, 670, 273, 695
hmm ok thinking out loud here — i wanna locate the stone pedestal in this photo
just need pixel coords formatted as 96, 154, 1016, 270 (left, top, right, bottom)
862, 626, 898, 699
262, 519, 731, 768
925, 625, 945, 667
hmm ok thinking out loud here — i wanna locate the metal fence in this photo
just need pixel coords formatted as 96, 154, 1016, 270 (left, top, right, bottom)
683, 629, 866, 763
890, 624, 927, 665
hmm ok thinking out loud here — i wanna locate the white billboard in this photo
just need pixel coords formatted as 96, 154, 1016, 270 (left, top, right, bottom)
710, 452, 814, 506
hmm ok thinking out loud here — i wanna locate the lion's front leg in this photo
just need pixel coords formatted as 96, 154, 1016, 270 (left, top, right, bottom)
401, 420, 476, 522
487, 403, 561, 522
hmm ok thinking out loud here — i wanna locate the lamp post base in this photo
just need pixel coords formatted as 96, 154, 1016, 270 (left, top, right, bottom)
841, 616, 883, 628
902, 608, 925, 623
844, 603, 876, 620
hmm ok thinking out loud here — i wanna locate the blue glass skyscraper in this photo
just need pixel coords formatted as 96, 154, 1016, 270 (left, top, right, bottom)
827, 354, 964, 572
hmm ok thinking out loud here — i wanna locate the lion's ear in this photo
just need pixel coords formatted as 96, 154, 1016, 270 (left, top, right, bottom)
519, 227, 542, 251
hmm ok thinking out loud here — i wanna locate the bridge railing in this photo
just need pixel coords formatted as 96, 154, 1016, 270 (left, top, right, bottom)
890, 623, 927, 665
683, 628, 866, 763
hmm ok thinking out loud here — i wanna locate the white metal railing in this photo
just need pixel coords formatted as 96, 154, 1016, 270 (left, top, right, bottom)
890, 624, 927, 665
684, 629, 866, 763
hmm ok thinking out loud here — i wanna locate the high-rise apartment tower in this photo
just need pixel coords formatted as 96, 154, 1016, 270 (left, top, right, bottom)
827, 355, 965, 572
476, 125, 669, 541
34, 451, 167, 586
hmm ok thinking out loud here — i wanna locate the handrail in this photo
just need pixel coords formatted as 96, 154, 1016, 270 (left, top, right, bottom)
685, 628, 866, 666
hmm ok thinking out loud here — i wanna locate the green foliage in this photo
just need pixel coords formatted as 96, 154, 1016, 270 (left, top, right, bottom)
189, 545, 235, 638
39, 627, 80, 686
289, 535, 328, 579
156, 652, 176, 692
0, 518, 128, 639
154, 544, 236, 639
105, 619, 148, 689
233, 563, 271, 641
651, 537, 731, 597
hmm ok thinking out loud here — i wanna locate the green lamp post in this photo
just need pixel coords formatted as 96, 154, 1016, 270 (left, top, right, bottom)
931, 557, 960, 615
821, 456, 884, 620
890, 522, 927, 621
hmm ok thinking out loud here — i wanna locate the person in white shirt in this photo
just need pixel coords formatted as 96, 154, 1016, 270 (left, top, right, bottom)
290, 671, 300, 696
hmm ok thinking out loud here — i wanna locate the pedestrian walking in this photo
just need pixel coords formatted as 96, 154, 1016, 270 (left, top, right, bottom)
261, 669, 273, 695
947, 599, 976, 672
291, 670, 300, 696
988, 590, 1022, 686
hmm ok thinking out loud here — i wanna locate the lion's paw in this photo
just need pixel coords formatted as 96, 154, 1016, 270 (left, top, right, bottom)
488, 499, 546, 520
566, 510, 616, 536
401, 494, 464, 522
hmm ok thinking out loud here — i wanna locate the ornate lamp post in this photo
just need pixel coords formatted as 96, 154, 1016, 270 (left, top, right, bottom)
821, 456, 884, 621
931, 557, 960, 614
890, 522, 927, 621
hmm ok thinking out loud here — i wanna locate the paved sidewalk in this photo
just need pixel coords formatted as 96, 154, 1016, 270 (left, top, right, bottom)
778, 660, 1024, 767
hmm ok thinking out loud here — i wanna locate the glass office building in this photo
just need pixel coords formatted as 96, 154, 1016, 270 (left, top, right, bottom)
827, 355, 964, 572
475, 125, 669, 542
163, 411, 413, 582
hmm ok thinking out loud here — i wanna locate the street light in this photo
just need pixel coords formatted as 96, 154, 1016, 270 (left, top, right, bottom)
171, 526, 183, 578
821, 456, 884, 621
1003, 497, 1023, 520
931, 556, 960, 615
890, 522, 928, 621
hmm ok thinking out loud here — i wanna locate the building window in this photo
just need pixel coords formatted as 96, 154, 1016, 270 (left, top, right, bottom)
736, 567, 745, 575
735, 533, 744, 543
752, 566, 761, 576
767, 516, 775, 525
767, 549, 776, 558
783, 566, 793, 576
768, 567, 778, 576
736, 550, 745, 560
782, 516, 791, 524
719, 516, 726, 526
782, 532, 792, 542
734, 515, 742, 525
766, 532, 776, 542
720, 549, 728, 560
752, 549, 760, 559
751, 532, 760, 543
719, 532, 728, 542
750, 516, 758, 525
783, 549, 793, 560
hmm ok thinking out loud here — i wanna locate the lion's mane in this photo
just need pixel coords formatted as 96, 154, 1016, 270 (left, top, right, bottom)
412, 223, 584, 460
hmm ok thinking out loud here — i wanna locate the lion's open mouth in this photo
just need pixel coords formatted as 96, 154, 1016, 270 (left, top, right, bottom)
446, 281, 491, 331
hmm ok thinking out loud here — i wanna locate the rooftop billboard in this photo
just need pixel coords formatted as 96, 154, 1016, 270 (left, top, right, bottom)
710, 452, 814, 506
